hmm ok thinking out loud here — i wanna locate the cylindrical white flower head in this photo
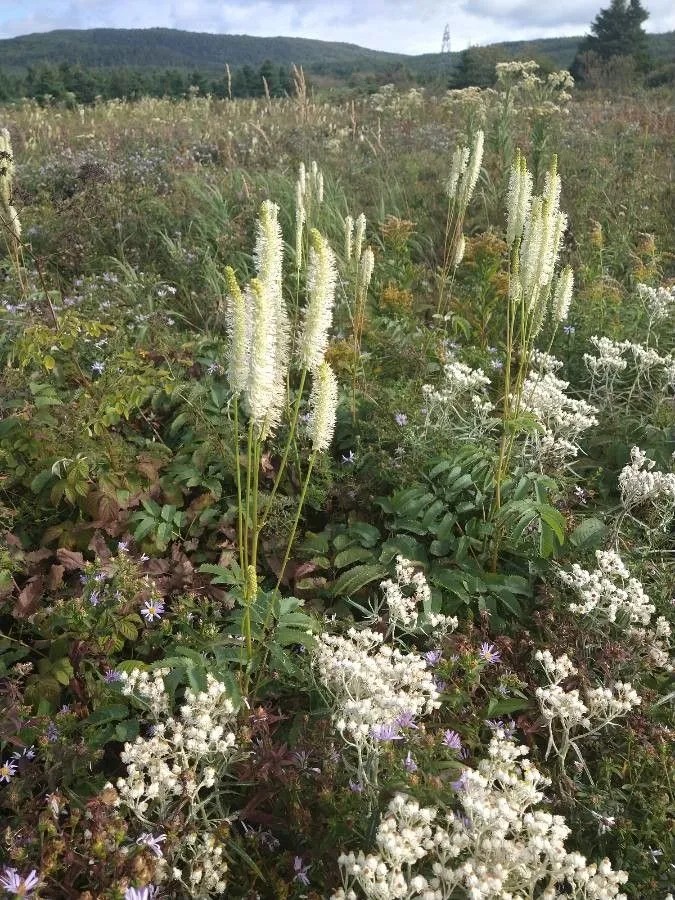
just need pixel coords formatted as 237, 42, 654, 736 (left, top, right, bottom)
298, 229, 337, 371
354, 213, 367, 263
309, 361, 338, 452
506, 151, 532, 248
316, 171, 324, 203
224, 266, 250, 396
298, 161, 306, 195
245, 277, 276, 430
254, 199, 283, 306
359, 247, 375, 295
0, 128, 15, 209
453, 234, 466, 268
344, 214, 354, 261
446, 144, 469, 201
295, 180, 306, 268
459, 128, 484, 209
553, 266, 574, 322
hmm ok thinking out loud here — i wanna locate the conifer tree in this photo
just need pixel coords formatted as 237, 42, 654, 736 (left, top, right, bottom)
572, 0, 651, 78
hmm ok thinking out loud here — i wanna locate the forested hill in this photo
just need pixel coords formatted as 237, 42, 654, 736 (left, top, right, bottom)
1, 27, 673, 76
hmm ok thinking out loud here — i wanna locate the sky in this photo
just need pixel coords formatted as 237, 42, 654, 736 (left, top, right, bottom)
1, 0, 674, 54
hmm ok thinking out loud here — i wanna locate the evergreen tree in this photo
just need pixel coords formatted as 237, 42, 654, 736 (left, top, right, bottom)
572, 0, 651, 78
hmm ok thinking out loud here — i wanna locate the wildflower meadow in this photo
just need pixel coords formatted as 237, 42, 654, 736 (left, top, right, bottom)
0, 61, 673, 899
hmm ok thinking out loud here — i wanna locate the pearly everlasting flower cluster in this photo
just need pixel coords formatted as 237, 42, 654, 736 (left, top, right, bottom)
332, 732, 628, 900
313, 627, 440, 750
112, 669, 238, 818
382, 556, 431, 628
423, 361, 491, 413
584, 336, 630, 375
381, 557, 457, 637
618, 446, 675, 513
637, 282, 674, 323
173, 831, 229, 898
534, 651, 641, 766
560, 550, 655, 626
519, 369, 598, 465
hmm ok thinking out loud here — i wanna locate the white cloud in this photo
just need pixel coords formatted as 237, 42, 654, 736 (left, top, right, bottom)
1, 0, 673, 53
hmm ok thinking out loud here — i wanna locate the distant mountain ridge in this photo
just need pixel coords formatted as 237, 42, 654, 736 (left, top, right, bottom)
0, 27, 673, 75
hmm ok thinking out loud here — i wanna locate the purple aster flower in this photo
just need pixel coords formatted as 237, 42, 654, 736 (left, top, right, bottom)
91, 361, 105, 374
478, 642, 501, 665
93, 572, 107, 583
124, 887, 157, 900
118, 540, 129, 552
136, 833, 166, 858
0, 868, 40, 895
293, 856, 311, 887
442, 729, 462, 751
0, 760, 18, 782
349, 780, 363, 793
370, 723, 404, 741
11, 746, 36, 761
490, 359, 504, 370
341, 450, 356, 465
139, 553, 150, 562
433, 676, 447, 692
403, 751, 418, 773
141, 599, 165, 622
104, 668, 123, 684
424, 649, 442, 666
395, 710, 418, 729
451, 770, 470, 792
563, 325, 576, 334
88, 590, 101, 607
395, 412, 408, 427
79, 573, 88, 585
46, 722, 59, 742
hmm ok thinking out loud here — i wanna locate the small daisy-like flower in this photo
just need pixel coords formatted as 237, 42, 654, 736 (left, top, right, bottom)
341, 450, 356, 464
451, 770, 469, 792
0, 867, 40, 895
424, 649, 442, 666
11, 746, 36, 761
370, 723, 403, 741
46, 722, 59, 742
139, 553, 150, 562
104, 668, 123, 684
117, 540, 129, 552
395, 710, 418, 729
394, 412, 408, 426
349, 780, 363, 793
141, 599, 165, 622
563, 324, 576, 334
136, 833, 166, 858
91, 361, 105, 374
0, 760, 18, 782
442, 729, 462, 751
478, 642, 501, 664
88, 590, 101, 606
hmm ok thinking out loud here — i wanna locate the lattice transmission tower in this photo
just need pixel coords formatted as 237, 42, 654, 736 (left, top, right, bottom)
441, 24, 451, 53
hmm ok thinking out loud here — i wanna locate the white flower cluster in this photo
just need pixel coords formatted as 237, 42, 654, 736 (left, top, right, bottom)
423, 361, 491, 417
313, 627, 440, 748
560, 550, 655, 625
627, 615, 672, 671
113, 669, 238, 818
382, 556, 431, 627
173, 831, 229, 898
584, 336, 630, 375
618, 446, 675, 512
332, 732, 628, 900
519, 370, 598, 465
381, 557, 458, 637
637, 282, 674, 322
534, 651, 641, 767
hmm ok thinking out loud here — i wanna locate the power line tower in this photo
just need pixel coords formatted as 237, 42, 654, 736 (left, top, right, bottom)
441, 24, 451, 53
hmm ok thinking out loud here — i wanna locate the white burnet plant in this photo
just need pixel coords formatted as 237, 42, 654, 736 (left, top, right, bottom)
331, 730, 629, 900
107, 668, 240, 898
223, 195, 340, 670
534, 650, 641, 771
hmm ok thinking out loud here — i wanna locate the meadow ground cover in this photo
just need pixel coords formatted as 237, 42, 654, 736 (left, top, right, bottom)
0, 66, 673, 899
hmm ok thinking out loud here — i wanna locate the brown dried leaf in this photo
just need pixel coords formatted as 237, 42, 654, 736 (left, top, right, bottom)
48, 564, 65, 591
15, 575, 45, 618
56, 548, 85, 571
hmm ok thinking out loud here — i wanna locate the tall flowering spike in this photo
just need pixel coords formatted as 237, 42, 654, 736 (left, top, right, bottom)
520, 196, 544, 309
254, 200, 283, 303
295, 180, 306, 268
358, 247, 375, 295
298, 161, 306, 195
446, 144, 469, 200
309, 361, 338, 452
506, 150, 532, 248
299, 229, 337, 371
0, 128, 15, 209
316, 171, 324, 203
453, 234, 466, 268
459, 128, 484, 209
344, 214, 354, 261
224, 266, 250, 396
354, 213, 367, 264
246, 277, 276, 431
553, 266, 574, 322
